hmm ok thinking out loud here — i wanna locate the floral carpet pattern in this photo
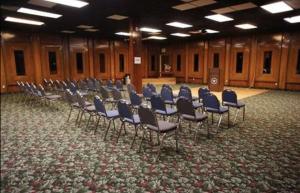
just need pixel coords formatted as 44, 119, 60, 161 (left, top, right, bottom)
1, 90, 300, 193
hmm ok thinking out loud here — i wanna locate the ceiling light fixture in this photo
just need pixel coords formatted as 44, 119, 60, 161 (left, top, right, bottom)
284, 15, 300, 23
166, 22, 193, 28
148, 36, 167, 40
61, 30, 75, 33
205, 14, 233, 22
4, 16, 44, 25
206, 29, 219, 33
77, 25, 93, 29
43, 0, 88, 8
115, 32, 131, 36
261, 1, 293, 14
171, 33, 190, 37
17, 7, 62, 18
140, 27, 162, 33
85, 29, 99, 32
235, 23, 257, 29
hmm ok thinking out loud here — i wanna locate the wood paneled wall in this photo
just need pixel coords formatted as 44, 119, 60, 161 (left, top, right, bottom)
1, 31, 300, 93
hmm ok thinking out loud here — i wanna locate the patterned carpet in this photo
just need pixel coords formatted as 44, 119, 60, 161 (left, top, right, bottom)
1, 89, 300, 193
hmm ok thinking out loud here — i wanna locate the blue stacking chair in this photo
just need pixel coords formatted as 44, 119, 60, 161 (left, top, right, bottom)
222, 89, 245, 124
178, 88, 202, 110
142, 86, 154, 102
117, 100, 141, 147
115, 80, 126, 92
179, 85, 198, 101
138, 105, 178, 161
198, 87, 210, 102
94, 96, 119, 140
177, 97, 209, 139
129, 91, 143, 110
150, 95, 177, 120
106, 80, 114, 89
147, 83, 157, 94
203, 93, 229, 129
161, 86, 176, 106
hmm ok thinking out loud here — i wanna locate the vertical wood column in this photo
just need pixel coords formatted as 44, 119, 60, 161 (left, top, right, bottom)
0, 42, 7, 93
185, 43, 189, 83
278, 33, 289, 90
249, 36, 257, 87
224, 38, 231, 86
129, 19, 143, 93
203, 41, 209, 84
110, 41, 115, 80
88, 38, 94, 78
63, 36, 70, 80
32, 34, 42, 84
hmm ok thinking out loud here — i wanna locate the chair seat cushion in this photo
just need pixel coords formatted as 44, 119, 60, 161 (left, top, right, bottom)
182, 112, 208, 121
206, 106, 229, 113
192, 101, 203, 109
85, 105, 96, 112
124, 114, 140, 124
164, 99, 176, 105
223, 101, 245, 108
46, 95, 61, 100
155, 107, 177, 115
106, 110, 119, 118
147, 121, 177, 133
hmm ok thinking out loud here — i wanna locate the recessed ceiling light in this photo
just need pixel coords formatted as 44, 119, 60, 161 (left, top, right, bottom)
171, 33, 191, 37
284, 15, 300, 23
61, 30, 75, 33
77, 25, 93, 29
43, 0, 89, 8
166, 22, 192, 28
107, 14, 128, 20
147, 36, 167, 40
261, 1, 293, 14
140, 27, 162, 33
17, 7, 62, 18
4, 16, 44, 25
205, 14, 233, 22
85, 29, 99, 32
206, 29, 219, 33
115, 32, 131, 36
235, 23, 257, 29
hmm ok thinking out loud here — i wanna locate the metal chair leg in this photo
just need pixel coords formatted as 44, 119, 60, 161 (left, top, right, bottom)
138, 129, 146, 153
104, 119, 112, 140
94, 116, 101, 134
116, 122, 124, 143
130, 125, 138, 149
155, 133, 166, 162
217, 114, 223, 130
86, 114, 92, 130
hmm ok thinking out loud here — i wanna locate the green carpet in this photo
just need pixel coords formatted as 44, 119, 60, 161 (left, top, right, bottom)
1, 90, 300, 192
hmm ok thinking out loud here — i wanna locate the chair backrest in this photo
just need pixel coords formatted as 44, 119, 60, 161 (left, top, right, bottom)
87, 79, 94, 90
100, 86, 110, 100
178, 88, 192, 101
176, 97, 195, 117
203, 93, 220, 110
127, 84, 136, 93
162, 84, 172, 91
150, 95, 166, 112
38, 84, 46, 96
138, 105, 158, 128
161, 86, 173, 102
129, 91, 142, 106
147, 83, 157, 93
107, 80, 113, 88
222, 89, 237, 104
76, 91, 86, 108
65, 89, 76, 104
142, 86, 153, 98
115, 80, 123, 89
117, 100, 134, 121
70, 82, 77, 94
112, 88, 122, 101
198, 87, 210, 100
94, 95, 107, 115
